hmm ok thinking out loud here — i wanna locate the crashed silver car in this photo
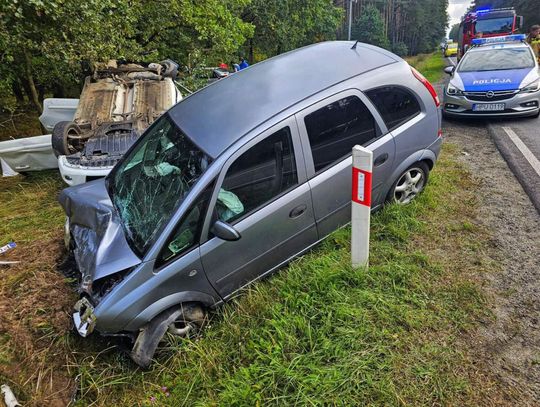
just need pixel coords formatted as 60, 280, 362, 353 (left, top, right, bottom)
59, 41, 441, 367
54, 60, 182, 185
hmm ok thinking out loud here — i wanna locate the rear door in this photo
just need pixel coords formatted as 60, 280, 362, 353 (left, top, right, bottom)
199, 117, 317, 298
365, 85, 427, 172
295, 90, 395, 238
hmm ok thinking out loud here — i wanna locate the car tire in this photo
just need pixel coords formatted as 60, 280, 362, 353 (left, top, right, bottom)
51, 121, 80, 157
130, 303, 206, 368
386, 162, 430, 205
160, 59, 179, 79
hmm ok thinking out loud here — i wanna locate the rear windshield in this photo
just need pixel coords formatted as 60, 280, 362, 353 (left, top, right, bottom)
458, 48, 535, 72
108, 114, 211, 256
475, 17, 514, 35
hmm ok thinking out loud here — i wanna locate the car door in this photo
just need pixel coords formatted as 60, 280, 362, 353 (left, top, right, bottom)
199, 117, 317, 299
295, 90, 395, 238
365, 85, 426, 175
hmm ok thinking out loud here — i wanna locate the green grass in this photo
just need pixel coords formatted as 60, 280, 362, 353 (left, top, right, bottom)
69, 143, 492, 406
406, 52, 446, 84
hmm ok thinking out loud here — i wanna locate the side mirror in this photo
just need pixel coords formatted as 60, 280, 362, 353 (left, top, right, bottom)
444, 66, 455, 75
211, 220, 241, 241
517, 15, 524, 29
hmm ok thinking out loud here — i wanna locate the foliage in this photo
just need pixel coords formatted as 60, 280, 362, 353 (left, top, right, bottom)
0, 0, 253, 112
449, 23, 460, 41
392, 41, 409, 57
405, 53, 446, 83
243, 0, 342, 61
338, 0, 449, 55
352, 5, 390, 49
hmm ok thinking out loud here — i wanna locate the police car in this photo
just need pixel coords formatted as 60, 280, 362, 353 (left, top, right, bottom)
443, 34, 540, 118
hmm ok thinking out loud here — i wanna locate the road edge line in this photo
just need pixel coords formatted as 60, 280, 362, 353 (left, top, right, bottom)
486, 123, 540, 215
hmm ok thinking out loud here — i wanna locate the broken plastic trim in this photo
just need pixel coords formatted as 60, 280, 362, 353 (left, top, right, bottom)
73, 297, 97, 337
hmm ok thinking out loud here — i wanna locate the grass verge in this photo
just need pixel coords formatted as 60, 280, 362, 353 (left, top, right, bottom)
0, 144, 490, 406
405, 52, 446, 83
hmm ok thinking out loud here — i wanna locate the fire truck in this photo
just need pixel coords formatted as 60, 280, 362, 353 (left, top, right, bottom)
457, 7, 524, 60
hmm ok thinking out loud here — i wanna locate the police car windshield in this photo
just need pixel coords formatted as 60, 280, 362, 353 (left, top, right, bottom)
458, 48, 535, 72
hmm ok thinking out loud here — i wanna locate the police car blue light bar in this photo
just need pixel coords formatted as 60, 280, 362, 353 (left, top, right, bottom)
472, 34, 527, 46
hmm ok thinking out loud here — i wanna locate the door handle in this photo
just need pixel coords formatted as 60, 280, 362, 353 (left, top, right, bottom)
289, 204, 307, 218
374, 153, 389, 167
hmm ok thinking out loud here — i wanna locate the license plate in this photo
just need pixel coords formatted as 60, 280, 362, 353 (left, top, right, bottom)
472, 103, 505, 112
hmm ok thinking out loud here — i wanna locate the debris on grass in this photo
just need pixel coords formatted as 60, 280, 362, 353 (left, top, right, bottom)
0, 242, 16, 255
1, 384, 21, 407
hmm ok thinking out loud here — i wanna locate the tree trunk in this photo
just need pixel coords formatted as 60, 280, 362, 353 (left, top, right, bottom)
23, 49, 42, 113
11, 81, 25, 104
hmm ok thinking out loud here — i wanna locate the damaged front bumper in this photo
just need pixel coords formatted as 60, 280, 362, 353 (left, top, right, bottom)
73, 297, 97, 337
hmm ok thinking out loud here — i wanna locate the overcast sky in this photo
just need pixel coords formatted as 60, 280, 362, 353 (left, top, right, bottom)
448, 0, 473, 33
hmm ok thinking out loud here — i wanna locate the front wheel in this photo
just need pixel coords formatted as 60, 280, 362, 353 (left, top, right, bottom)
130, 303, 206, 368
386, 162, 430, 205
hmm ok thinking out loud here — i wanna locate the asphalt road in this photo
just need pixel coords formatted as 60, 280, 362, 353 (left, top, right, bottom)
442, 56, 540, 214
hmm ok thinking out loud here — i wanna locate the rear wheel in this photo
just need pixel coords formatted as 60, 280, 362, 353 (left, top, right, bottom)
51, 121, 81, 157
386, 162, 430, 205
160, 59, 179, 79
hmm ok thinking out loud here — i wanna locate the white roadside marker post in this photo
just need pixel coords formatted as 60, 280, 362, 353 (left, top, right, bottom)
351, 145, 373, 268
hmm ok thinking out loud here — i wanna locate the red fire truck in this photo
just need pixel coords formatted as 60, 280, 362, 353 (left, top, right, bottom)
457, 7, 524, 60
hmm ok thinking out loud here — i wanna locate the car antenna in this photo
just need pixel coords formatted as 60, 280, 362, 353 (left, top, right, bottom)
351, 40, 359, 50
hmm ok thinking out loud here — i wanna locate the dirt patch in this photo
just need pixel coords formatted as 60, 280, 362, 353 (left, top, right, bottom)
0, 236, 76, 406
443, 118, 540, 406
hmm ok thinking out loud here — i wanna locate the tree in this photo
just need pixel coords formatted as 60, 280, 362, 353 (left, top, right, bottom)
449, 23, 460, 41
243, 0, 342, 61
351, 5, 390, 49
0, 0, 254, 113
334, 0, 449, 55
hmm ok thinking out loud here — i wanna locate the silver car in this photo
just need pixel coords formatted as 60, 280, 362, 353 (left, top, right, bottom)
443, 35, 540, 118
59, 41, 442, 367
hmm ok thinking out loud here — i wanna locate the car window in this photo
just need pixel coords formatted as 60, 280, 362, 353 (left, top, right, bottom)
366, 86, 421, 132
475, 17, 514, 35
158, 181, 215, 265
217, 127, 298, 224
458, 48, 535, 72
304, 95, 377, 173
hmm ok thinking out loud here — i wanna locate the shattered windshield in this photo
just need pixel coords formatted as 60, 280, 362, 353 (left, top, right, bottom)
109, 114, 211, 256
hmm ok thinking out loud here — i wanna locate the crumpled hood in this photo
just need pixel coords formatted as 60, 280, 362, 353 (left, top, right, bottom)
59, 179, 141, 284
453, 68, 537, 92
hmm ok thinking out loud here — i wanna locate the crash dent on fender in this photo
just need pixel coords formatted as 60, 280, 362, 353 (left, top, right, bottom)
58, 179, 141, 287
124, 291, 218, 331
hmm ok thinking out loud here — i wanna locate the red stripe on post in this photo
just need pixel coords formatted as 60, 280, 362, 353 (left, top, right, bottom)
352, 167, 372, 207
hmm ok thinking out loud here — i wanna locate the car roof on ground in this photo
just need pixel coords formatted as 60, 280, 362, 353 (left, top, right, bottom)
169, 41, 399, 158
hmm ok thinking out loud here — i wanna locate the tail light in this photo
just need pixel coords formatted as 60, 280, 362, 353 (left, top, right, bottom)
438, 129, 443, 138
411, 66, 440, 107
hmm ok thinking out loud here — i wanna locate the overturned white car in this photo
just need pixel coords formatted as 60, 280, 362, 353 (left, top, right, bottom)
53, 60, 182, 185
